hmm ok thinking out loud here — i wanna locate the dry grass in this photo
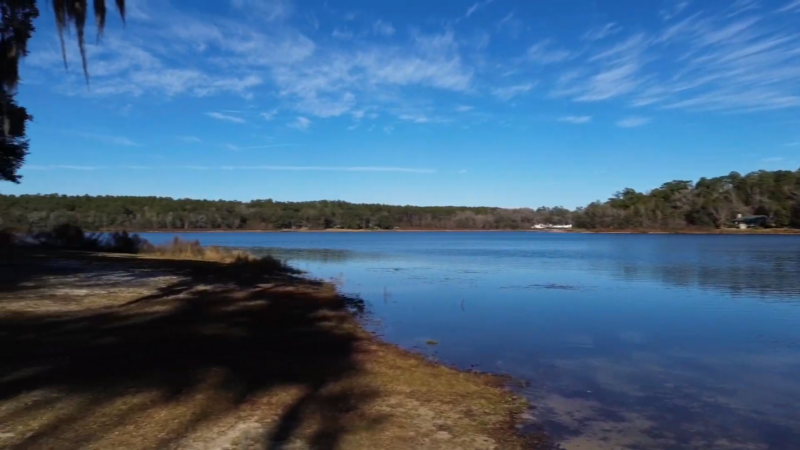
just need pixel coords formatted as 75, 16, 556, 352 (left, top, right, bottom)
143, 237, 295, 272
144, 236, 249, 262
0, 249, 541, 450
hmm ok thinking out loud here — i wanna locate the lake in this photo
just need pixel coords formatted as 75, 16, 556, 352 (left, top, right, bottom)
140, 232, 800, 450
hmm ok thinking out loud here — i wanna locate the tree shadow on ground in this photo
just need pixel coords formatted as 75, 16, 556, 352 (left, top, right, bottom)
0, 251, 378, 449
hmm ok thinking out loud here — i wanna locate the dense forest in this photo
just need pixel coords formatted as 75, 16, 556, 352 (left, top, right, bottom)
0, 195, 572, 231
574, 168, 800, 229
1, 168, 798, 231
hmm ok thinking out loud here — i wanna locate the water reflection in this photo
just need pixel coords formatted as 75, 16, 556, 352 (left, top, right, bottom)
249, 247, 358, 263
140, 232, 800, 449
610, 256, 800, 301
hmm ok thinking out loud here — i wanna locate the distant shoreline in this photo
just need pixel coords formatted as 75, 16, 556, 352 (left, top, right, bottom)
101, 228, 800, 235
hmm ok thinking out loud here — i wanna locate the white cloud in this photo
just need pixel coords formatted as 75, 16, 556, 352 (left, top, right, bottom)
728, 0, 760, 17
661, 1, 691, 21
465, 0, 494, 18
495, 12, 524, 38
458, 169, 468, 174
525, 40, 573, 64
559, 116, 592, 124
553, 34, 649, 102
206, 112, 246, 123
119, 165, 150, 170
398, 113, 429, 123
224, 143, 240, 151
244, 144, 299, 149
383, 125, 394, 134
786, 142, 800, 147
25, 165, 105, 170
25, 3, 476, 125
269, 30, 472, 119
492, 83, 536, 101
79, 133, 139, 146
332, 28, 354, 40
170, 165, 436, 173
777, 0, 800, 13
260, 166, 435, 173
230, 0, 293, 22
549, 7, 800, 113
289, 116, 311, 130
616, 116, 651, 128
583, 23, 622, 41
26, 0, 800, 129
373, 20, 395, 37
260, 109, 279, 120
178, 135, 203, 143
455, 105, 474, 112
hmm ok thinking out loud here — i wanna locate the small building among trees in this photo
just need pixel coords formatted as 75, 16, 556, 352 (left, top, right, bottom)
732, 214, 770, 229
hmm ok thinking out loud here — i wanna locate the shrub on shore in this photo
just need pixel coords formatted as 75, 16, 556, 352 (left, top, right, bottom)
23, 225, 295, 273
146, 236, 296, 274
0, 228, 15, 247
30, 224, 151, 254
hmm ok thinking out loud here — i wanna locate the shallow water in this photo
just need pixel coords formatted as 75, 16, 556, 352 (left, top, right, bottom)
141, 232, 800, 449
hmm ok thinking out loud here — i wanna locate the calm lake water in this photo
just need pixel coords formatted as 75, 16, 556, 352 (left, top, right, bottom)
141, 232, 800, 450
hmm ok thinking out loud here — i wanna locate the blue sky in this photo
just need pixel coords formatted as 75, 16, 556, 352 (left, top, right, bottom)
5, 0, 800, 208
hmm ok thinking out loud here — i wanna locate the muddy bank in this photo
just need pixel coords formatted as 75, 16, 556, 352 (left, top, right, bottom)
0, 249, 543, 450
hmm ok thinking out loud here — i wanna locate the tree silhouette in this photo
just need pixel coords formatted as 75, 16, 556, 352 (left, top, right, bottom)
1, 0, 125, 183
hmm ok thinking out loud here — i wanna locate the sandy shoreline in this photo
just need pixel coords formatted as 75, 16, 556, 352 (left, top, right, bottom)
0, 248, 544, 449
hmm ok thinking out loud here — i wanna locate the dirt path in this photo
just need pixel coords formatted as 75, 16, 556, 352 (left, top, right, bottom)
0, 250, 541, 450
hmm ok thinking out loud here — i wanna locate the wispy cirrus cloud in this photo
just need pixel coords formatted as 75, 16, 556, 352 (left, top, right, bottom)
398, 113, 430, 124
270, 29, 473, 119
23, 0, 800, 131
660, 1, 691, 21
465, 0, 494, 19
559, 116, 592, 124
210, 165, 437, 173
79, 133, 139, 146
551, 6, 800, 113
582, 23, 622, 42
492, 83, 536, 101
555, 34, 648, 102
616, 116, 651, 128
177, 135, 203, 143
243, 144, 300, 149
25, 165, 106, 170
27, 164, 437, 174
777, 0, 800, 13
289, 116, 311, 130
495, 11, 525, 38
206, 112, 246, 123
259, 109, 279, 121
525, 40, 574, 65
373, 20, 395, 36
230, 0, 294, 22
727, 0, 760, 17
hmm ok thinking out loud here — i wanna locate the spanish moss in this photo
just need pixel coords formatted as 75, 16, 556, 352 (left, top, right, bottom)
51, 0, 125, 82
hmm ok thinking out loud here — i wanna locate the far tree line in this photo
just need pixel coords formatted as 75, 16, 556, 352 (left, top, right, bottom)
1, 168, 799, 231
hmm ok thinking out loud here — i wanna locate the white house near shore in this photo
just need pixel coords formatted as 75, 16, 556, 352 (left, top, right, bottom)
532, 224, 573, 230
